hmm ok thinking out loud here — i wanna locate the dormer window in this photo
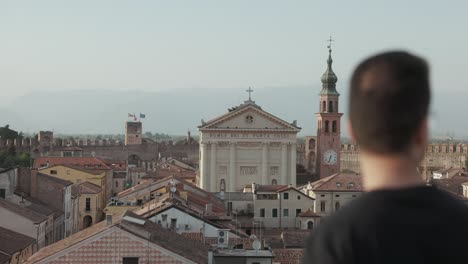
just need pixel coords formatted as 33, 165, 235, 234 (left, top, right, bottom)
336, 182, 342, 187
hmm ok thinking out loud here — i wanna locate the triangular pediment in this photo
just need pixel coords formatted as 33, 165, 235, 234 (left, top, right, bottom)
200, 103, 300, 132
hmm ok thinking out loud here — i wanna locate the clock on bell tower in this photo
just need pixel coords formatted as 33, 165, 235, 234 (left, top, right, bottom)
316, 39, 343, 179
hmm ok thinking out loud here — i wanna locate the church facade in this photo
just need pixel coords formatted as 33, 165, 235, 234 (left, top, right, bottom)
198, 99, 301, 192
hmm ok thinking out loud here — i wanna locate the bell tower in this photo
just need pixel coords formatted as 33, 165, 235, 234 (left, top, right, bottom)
316, 39, 343, 178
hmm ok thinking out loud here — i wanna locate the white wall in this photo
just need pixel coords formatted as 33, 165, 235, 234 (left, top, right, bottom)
0, 207, 46, 248
149, 207, 239, 238
253, 189, 315, 228
64, 185, 72, 237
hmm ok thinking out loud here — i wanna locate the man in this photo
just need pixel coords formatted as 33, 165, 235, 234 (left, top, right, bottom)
303, 51, 468, 263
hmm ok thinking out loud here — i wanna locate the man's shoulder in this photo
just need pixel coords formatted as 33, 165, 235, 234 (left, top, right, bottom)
319, 193, 377, 229
318, 186, 468, 232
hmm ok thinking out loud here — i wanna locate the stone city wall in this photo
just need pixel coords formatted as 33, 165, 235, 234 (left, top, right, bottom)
340, 143, 468, 173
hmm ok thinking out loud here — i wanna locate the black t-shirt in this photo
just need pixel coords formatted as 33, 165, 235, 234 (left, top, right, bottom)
303, 186, 468, 264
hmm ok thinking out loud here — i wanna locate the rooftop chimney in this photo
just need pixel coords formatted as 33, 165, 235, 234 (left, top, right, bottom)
205, 204, 213, 215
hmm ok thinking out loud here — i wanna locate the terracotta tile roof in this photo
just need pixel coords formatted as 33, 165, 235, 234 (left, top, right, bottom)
281, 231, 310, 248
79, 182, 102, 194
311, 173, 363, 192
116, 175, 225, 213
144, 168, 196, 180
298, 209, 321, 217
0, 226, 36, 255
0, 252, 9, 263
249, 184, 288, 193
433, 167, 464, 177
33, 157, 111, 170
213, 192, 254, 201
156, 158, 196, 171
27, 211, 209, 264
37, 172, 73, 186
432, 175, 468, 196
119, 211, 209, 263
139, 202, 247, 238
117, 178, 158, 197
26, 201, 55, 217
26, 213, 123, 263
0, 198, 47, 223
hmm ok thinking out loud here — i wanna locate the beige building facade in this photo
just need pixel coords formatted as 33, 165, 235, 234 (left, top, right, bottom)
199, 99, 301, 192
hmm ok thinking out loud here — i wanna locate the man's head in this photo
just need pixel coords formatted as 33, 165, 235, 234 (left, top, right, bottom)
349, 51, 430, 157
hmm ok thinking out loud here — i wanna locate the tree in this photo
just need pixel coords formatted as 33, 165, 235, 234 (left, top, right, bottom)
0, 125, 22, 140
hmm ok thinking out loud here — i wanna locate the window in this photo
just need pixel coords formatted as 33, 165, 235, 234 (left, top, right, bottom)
123, 257, 139, 264
227, 202, 232, 215
161, 214, 167, 222
283, 208, 289, 217
260, 208, 265, 217
0, 189, 5, 199
322, 101, 326, 112
296, 208, 302, 217
220, 179, 226, 191
335, 202, 340, 211
85, 198, 91, 211
115, 181, 119, 188
335, 194, 340, 197
328, 101, 334, 112
272, 208, 278, 218
271, 179, 277, 185
320, 201, 326, 212
50, 170, 57, 175
332, 121, 337, 133
324, 120, 329, 133
170, 218, 177, 229
297, 195, 301, 200
283, 193, 289, 200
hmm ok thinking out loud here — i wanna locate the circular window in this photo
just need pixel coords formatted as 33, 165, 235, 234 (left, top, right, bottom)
245, 115, 254, 123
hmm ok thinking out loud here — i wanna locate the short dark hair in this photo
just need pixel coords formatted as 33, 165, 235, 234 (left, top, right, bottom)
349, 51, 430, 154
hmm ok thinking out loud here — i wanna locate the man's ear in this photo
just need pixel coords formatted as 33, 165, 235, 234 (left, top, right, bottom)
347, 120, 356, 144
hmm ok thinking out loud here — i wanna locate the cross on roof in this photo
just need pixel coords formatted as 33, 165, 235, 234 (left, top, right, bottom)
246, 87, 253, 100
327, 36, 334, 51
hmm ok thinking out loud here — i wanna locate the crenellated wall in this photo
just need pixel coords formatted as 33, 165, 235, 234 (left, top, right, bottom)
340, 143, 468, 174
0, 132, 199, 167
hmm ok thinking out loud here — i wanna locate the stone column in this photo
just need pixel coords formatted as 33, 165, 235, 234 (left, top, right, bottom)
262, 143, 268, 184
229, 143, 236, 192
290, 143, 297, 187
210, 143, 217, 192
200, 143, 208, 190
281, 143, 288, 185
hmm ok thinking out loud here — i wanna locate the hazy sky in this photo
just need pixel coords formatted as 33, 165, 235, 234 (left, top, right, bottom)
0, 1, 467, 136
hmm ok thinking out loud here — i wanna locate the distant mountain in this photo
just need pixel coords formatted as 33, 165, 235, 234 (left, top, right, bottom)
0, 86, 466, 139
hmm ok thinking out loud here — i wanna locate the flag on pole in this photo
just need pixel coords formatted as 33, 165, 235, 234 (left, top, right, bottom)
133, 113, 137, 121
139, 113, 146, 118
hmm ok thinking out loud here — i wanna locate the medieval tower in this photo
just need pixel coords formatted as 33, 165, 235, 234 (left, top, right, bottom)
125, 121, 142, 145
316, 44, 343, 178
